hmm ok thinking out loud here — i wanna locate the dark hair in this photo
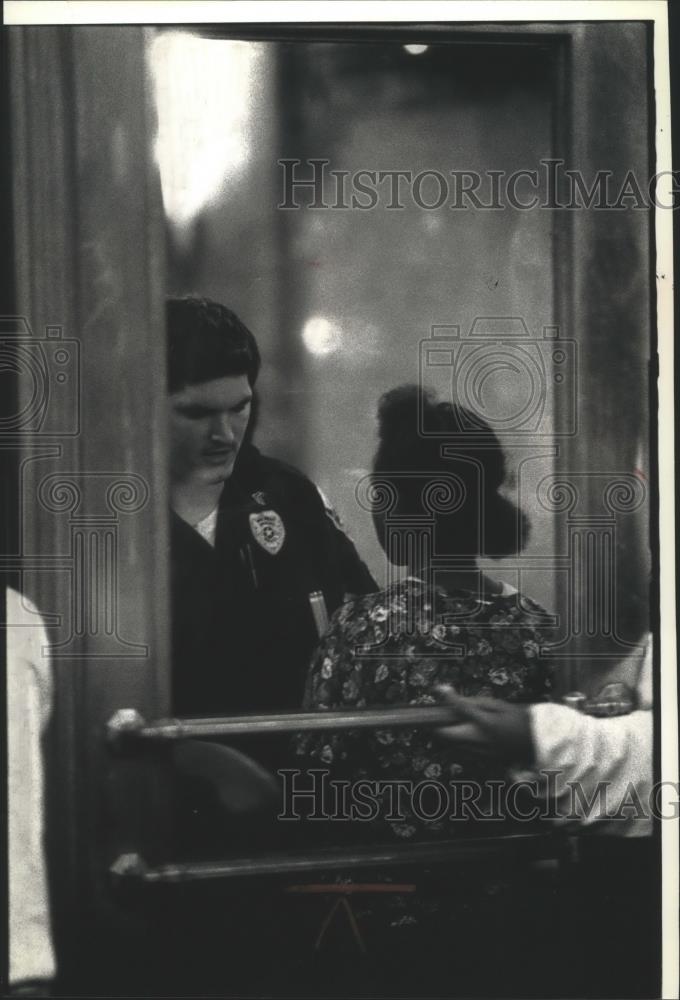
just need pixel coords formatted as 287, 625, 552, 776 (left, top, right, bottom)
372, 385, 529, 561
166, 296, 261, 393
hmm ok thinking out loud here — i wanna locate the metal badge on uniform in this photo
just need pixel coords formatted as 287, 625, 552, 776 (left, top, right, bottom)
249, 510, 286, 555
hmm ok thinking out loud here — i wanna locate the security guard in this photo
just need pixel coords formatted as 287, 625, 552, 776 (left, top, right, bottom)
167, 296, 376, 719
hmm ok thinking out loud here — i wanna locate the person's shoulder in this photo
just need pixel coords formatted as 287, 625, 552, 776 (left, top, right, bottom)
6, 588, 52, 718
239, 447, 352, 535
6, 586, 40, 625
487, 584, 553, 623
6, 588, 50, 650
511, 590, 554, 624
430, 580, 553, 629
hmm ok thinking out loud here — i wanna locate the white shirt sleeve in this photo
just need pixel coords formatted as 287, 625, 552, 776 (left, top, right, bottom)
7, 588, 57, 984
528, 640, 654, 837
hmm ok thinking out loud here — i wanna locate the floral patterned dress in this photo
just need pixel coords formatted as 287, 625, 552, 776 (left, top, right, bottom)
296, 576, 553, 842
290, 578, 556, 983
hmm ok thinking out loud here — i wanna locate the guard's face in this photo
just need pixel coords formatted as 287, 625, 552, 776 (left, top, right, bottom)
169, 375, 252, 486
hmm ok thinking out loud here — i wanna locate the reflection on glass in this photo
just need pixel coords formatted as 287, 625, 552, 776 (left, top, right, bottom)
302, 316, 343, 357
148, 32, 261, 233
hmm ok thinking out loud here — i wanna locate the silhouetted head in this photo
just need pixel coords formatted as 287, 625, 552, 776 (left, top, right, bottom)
371, 385, 529, 564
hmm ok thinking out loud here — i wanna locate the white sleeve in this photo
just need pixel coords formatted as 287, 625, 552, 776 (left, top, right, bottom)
7, 589, 57, 984
528, 702, 653, 835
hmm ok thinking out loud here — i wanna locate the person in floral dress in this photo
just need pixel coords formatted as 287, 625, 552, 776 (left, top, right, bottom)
288, 387, 560, 994
296, 384, 554, 841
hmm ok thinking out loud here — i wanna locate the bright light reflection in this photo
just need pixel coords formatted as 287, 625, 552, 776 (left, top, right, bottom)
404, 44, 429, 56
148, 32, 260, 229
302, 316, 342, 357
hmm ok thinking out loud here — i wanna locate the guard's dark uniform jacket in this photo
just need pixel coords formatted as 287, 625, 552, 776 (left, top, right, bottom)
170, 444, 376, 717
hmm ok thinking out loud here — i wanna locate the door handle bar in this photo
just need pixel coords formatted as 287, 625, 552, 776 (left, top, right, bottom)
106, 704, 460, 749
109, 832, 563, 886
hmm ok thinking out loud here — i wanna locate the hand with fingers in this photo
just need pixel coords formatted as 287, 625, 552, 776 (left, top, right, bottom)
433, 686, 535, 770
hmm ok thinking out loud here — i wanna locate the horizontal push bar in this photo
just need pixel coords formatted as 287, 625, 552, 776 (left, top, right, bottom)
106, 689, 605, 749
106, 704, 459, 747
109, 833, 564, 886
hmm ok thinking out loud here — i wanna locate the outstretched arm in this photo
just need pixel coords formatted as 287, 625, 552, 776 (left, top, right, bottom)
435, 685, 653, 830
